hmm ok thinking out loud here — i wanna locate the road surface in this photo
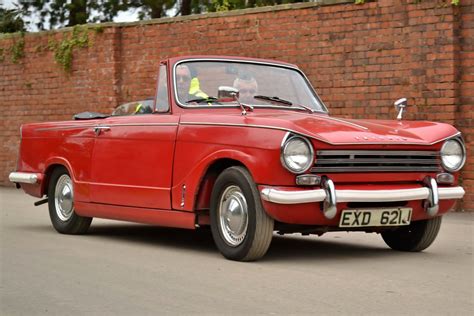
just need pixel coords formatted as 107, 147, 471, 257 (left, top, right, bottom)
1, 187, 473, 315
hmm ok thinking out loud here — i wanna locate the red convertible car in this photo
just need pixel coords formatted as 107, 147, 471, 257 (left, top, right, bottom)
10, 56, 466, 261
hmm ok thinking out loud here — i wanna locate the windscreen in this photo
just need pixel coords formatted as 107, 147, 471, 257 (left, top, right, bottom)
174, 60, 326, 112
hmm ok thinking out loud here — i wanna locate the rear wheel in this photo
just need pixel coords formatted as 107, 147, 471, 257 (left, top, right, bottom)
210, 166, 274, 261
381, 217, 442, 252
48, 167, 92, 234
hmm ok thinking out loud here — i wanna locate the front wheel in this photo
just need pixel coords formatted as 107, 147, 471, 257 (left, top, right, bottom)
210, 166, 274, 261
48, 167, 92, 234
381, 216, 442, 252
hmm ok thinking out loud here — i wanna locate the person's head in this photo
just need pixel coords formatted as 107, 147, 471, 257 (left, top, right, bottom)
233, 75, 258, 104
176, 64, 192, 101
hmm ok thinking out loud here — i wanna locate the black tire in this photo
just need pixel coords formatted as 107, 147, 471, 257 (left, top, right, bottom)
381, 216, 442, 252
210, 166, 274, 261
48, 167, 92, 234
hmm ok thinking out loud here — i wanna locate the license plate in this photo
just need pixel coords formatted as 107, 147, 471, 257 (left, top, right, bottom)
339, 208, 412, 228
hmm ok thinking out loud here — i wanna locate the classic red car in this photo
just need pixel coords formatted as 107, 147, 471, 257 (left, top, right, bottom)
10, 56, 466, 261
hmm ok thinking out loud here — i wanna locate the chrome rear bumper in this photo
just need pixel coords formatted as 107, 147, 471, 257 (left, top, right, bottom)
260, 178, 465, 220
9, 172, 40, 184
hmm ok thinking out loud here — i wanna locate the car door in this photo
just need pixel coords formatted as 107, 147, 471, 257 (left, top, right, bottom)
89, 114, 178, 209
89, 64, 176, 209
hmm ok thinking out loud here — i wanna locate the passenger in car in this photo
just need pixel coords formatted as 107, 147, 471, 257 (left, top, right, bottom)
133, 102, 153, 114
233, 74, 258, 104
176, 64, 208, 102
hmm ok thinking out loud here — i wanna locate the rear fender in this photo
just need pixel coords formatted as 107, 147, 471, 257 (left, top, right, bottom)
43, 158, 89, 202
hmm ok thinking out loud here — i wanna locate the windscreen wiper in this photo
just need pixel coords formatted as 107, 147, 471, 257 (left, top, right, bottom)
253, 95, 314, 113
185, 96, 218, 104
254, 95, 292, 105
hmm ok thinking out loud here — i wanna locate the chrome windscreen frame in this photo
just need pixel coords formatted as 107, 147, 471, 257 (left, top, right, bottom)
172, 58, 329, 113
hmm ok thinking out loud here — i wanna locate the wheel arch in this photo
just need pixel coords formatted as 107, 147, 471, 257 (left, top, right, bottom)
42, 158, 75, 196
194, 158, 249, 212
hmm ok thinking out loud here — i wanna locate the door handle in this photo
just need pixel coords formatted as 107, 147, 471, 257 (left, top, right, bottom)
94, 126, 110, 135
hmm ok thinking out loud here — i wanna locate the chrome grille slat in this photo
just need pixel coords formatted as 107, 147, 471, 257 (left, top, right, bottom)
316, 158, 439, 165
317, 150, 439, 156
310, 166, 439, 172
313, 150, 440, 173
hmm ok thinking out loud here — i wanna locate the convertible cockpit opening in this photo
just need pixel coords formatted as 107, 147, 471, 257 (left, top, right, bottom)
73, 112, 109, 120
112, 99, 154, 116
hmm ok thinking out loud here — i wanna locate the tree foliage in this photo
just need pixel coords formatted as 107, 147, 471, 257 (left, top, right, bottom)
207, 0, 308, 12
19, 0, 178, 30
18, 0, 310, 31
0, 8, 26, 33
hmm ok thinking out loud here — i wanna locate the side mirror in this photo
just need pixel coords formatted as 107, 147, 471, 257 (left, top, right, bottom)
394, 98, 407, 120
218, 86, 239, 101
217, 86, 253, 116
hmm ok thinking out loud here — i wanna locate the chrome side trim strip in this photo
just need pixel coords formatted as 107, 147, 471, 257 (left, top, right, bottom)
36, 122, 178, 132
9, 172, 39, 184
87, 181, 169, 190
260, 186, 465, 205
36, 125, 95, 132
106, 123, 179, 127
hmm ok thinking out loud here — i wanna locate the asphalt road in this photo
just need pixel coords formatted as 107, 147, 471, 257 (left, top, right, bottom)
1, 187, 473, 315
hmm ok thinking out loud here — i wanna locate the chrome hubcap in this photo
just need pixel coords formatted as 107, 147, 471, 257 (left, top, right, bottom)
218, 185, 248, 247
54, 174, 74, 221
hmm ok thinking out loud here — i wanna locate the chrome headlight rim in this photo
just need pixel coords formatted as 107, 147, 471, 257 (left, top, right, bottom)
440, 138, 466, 172
280, 134, 314, 174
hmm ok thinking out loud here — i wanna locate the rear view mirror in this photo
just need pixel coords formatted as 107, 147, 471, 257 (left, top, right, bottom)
394, 98, 407, 120
217, 85, 253, 116
218, 86, 239, 101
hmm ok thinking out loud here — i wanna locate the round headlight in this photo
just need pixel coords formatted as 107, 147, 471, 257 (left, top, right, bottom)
281, 136, 314, 174
440, 139, 466, 172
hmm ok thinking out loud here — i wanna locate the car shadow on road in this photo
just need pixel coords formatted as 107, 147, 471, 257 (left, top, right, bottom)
264, 235, 394, 262
21, 223, 423, 262
86, 224, 402, 261
88, 223, 218, 254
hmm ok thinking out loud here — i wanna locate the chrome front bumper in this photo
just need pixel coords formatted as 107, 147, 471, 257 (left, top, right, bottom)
260, 178, 465, 220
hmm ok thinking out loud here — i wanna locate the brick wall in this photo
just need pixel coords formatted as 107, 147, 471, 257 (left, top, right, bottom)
457, 2, 474, 211
0, 0, 472, 210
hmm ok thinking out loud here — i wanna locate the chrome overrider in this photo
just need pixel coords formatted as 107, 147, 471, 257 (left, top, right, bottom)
423, 177, 439, 216
260, 176, 465, 220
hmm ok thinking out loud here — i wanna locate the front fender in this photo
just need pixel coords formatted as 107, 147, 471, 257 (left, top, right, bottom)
171, 149, 259, 211
172, 123, 304, 211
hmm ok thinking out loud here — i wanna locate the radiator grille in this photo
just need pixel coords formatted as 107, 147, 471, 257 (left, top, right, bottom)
311, 150, 440, 173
